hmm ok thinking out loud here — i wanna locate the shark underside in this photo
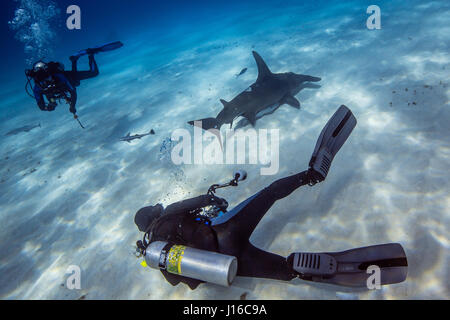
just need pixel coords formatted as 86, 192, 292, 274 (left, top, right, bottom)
188, 51, 321, 131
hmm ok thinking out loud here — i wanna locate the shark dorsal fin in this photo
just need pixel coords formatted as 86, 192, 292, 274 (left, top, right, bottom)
220, 99, 230, 108
126, 132, 130, 137
252, 51, 272, 82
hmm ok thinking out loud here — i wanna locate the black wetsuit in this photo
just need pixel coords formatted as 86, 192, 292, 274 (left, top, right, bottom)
33, 55, 99, 114
135, 170, 319, 289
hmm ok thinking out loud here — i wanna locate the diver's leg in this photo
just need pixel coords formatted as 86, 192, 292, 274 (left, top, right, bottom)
237, 242, 408, 286
213, 170, 318, 253
237, 242, 295, 281
70, 55, 79, 72
72, 55, 100, 81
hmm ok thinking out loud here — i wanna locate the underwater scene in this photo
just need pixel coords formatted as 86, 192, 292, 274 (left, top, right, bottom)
0, 0, 449, 300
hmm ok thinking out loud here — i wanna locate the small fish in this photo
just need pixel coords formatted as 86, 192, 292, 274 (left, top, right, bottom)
120, 129, 155, 143
6, 123, 41, 136
236, 68, 248, 78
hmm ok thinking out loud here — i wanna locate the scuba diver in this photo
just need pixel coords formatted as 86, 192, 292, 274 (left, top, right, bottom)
25, 41, 123, 128
134, 105, 408, 289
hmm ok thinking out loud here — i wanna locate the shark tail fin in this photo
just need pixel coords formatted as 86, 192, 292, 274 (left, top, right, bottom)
188, 118, 223, 151
188, 117, 222, 131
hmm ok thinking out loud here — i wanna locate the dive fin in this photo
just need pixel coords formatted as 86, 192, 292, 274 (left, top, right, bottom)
283, 95, 301, 109
309, 105, 357, 179
288, 243, 408, 287
252, 51, 273, 82
74, 41, 123, 58
96, 41, 124, 53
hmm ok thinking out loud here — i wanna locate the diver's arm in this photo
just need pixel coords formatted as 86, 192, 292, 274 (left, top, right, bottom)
164, 195, 225, 216
33, 85, 49, 111
55, 73, 77, 114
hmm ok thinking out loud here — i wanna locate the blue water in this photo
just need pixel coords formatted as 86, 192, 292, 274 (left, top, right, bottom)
0, 0, 449, 299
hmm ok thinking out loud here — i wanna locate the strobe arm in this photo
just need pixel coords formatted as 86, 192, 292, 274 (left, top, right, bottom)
207, 170, 248, 195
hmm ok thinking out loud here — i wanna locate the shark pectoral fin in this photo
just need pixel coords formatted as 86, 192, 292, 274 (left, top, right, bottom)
252, 51, 273, 82
244, 113, 257, 126
283, 95, 301, 109
127, 140, 131, 143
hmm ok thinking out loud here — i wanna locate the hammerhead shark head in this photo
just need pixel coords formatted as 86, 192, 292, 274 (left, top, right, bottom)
120, 129, 155, 143
188, 51, 321, 131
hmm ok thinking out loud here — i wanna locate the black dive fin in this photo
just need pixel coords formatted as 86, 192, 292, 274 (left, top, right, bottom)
73, 41, 124, 58
283, 95, 301, 109
288, 243, 408, 287
252, 51, 273, 82
309, 105, 357, 179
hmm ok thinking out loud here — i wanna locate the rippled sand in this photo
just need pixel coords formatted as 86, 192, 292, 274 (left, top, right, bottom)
0, 0, 448, 299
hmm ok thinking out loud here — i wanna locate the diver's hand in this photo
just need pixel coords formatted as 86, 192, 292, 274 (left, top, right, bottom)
46, 104, 56, 111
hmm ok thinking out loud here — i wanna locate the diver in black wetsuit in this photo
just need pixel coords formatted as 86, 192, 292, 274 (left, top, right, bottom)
25, 41, 123, 118
134, 106, 408, 289
135, 169, 324, 289
26, 53, 99, 115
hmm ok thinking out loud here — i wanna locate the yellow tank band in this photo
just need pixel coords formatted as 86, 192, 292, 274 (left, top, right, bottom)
166, 245, 186, 275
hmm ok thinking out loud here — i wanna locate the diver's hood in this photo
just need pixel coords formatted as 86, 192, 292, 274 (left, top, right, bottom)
134, 204, 164, 232
33, 61, 47, 72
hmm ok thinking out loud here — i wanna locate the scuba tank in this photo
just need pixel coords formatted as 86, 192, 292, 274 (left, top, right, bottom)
145, 241, 238, 287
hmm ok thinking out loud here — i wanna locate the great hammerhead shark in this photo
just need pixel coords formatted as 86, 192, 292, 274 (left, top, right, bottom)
188, 51, 321, 131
